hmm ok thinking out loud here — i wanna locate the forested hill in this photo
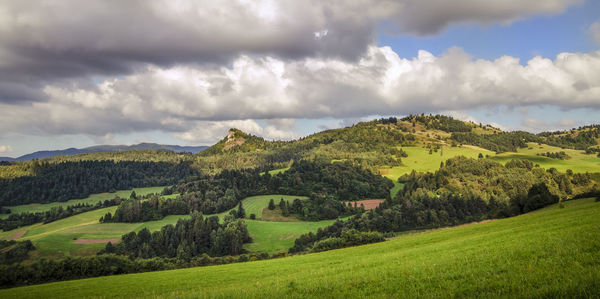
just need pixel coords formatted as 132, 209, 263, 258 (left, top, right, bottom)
1, 114, 598, 180
197, 115, 599, 166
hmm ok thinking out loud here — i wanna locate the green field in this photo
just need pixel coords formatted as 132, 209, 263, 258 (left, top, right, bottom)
491, 142, 600, 173
267, 167, 290, 175
3, 198, 597, 297
380, 144, 599, 181
0, 193, 333, 257
233, 195, 307, 220
380, 146, 493, 179
244, 219, 338, 253
0, 186, 167, 219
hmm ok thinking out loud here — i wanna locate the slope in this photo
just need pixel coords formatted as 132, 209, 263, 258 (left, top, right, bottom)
3, 197, 597, 297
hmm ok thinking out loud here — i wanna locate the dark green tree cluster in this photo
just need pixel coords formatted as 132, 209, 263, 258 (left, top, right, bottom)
1, 197, 122, 231
101, 213, 251, 259
272, 160, 394, 201
289, 195, 355, 221
537, 151, 571, 160
450, 131, 540, 152
538, 125, 599, 150
289, 222, 384, 253
0, 160, 200, 206
311, 229, 384, 252
101, 194, 188, 223
0, 240, 35, 265
0, 251, 270, 289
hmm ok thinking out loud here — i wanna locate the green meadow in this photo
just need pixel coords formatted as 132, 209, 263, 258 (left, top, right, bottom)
3, 197, 597, 298
380, 144, 599, 181
491, 142, 600, 173
267, 167, 290, 175
380, 145, 493, 179
223, 195, 308, 220
0, 186, 167, 219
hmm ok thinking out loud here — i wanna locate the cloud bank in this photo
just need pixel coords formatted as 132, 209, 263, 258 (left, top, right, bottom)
1, 46, 598, 142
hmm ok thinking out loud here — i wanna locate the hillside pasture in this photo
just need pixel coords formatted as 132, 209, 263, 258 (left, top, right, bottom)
380, 145, 493, 179
0, 186, 167, 219
491, 142, 600, 173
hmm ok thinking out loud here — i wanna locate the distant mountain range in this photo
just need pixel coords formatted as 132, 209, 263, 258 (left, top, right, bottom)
0, 143, 208, 161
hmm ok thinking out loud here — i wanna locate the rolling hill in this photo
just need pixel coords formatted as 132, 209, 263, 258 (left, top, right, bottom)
2, 197, 597, 298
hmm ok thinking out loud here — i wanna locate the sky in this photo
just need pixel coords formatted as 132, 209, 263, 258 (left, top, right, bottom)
0, 0, 599, 157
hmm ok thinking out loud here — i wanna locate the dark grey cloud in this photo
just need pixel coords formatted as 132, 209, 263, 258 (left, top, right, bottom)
386, 0, 581, 35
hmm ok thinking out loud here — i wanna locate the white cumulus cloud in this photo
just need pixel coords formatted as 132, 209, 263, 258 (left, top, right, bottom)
0, 145, 13, 154
0, 46, 598, 144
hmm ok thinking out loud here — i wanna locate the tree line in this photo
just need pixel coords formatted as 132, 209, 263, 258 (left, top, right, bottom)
0, 250, 273, 289
0, 160, 200, 206
100, 212, 251, 259
537, 151, 571, 160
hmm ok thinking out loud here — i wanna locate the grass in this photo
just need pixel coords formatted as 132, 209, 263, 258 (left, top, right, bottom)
490, 142, 600, 173
379, 145, 493, 179
0, 194, 330, 257
0, 186, 168, 219
3, 197, 597, 298
389, 181, 404, 198
236, 195, 307, 220
268, 167, 290, 175
244, 219, 339, 254
380, 143, 599, 182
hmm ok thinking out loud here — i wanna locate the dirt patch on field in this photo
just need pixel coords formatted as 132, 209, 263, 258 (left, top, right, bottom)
73, 238, 120, 244
378, 169, 391, 175
260, 208, 301, 222
9, 231, 26, 240
345, 199, 383, 210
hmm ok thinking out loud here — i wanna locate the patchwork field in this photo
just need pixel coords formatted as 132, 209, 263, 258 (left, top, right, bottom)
0, 193, 334, 257
3, 197, 597, 298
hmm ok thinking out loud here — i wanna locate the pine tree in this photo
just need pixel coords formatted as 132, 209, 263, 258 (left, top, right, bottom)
268, 199, 276, 210
237, 202, 245, 218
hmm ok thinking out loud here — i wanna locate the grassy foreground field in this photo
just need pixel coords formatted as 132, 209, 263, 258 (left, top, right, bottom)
4, 198, 598, 298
